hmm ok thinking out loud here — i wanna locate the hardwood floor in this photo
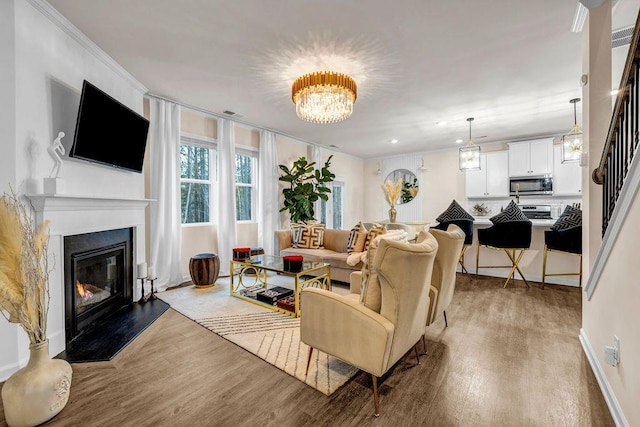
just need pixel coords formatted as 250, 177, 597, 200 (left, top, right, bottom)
0, 276, 613, 426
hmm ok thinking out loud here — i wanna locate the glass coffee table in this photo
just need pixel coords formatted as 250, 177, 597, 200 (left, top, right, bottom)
230, 255, 331, 318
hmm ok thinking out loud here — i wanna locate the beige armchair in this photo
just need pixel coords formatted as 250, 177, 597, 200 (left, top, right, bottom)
300, 235, 438, 416
423, 225, 465, 327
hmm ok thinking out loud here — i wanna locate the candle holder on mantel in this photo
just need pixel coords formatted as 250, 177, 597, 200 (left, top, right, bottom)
138, 277, 148, 304
148, 277, 158, 301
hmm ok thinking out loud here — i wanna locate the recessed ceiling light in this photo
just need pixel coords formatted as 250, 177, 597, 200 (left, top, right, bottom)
437, 121, 447, 126
611, 89, 619, 96
390, 139, 398, 144
455, 139, 463, 143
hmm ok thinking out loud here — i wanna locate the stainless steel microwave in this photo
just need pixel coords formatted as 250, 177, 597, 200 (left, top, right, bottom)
509, 175, 553, 196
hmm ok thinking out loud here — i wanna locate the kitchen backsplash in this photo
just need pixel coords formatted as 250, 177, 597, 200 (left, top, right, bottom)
467, 195, 582, 219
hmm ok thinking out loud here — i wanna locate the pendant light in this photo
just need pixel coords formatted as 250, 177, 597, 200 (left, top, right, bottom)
459, 117, 481, 171
561, 98, 583, 163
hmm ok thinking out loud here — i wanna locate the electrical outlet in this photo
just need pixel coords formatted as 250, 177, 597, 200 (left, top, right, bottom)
604, 335, 620, 367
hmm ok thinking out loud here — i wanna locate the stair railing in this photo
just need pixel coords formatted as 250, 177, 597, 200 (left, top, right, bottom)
592, 10, 640, 236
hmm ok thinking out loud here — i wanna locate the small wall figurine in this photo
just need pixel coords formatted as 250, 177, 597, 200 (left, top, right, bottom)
48, 132, 65, 178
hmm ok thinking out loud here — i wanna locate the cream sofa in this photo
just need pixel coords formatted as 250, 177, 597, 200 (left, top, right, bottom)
276, 229, 362, 283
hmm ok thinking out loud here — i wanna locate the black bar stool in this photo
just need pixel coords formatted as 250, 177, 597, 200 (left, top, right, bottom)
542, 227, 582, 288
476, 220, 532, 288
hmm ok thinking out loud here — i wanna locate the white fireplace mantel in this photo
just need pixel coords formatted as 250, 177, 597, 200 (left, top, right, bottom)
22, 193, 152, 362
26, 194, 153, 236
27, 193, 153, 212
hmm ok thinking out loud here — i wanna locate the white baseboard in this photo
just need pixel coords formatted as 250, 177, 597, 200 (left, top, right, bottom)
579, 329, 628, 427
49, 329, 66, 358
0, 361, 21, 382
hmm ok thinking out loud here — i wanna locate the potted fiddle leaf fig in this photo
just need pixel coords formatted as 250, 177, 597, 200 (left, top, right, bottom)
279, 155, 335, 223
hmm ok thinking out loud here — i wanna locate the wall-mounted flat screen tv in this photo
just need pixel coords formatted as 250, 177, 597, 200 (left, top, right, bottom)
70, 80, 150, 173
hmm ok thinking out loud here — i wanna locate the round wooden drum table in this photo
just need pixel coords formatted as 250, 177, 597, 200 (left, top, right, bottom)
189, 253, 220, 288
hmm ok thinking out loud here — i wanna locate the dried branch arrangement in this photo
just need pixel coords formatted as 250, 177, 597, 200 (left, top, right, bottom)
0, 189, 50, 344
381, 178, 403, 207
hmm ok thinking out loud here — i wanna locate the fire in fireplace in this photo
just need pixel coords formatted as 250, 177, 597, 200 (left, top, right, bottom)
64, 228, 133, 344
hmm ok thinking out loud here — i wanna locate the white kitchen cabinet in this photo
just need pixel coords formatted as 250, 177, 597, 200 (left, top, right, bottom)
508, 138, 553, 177
553, 144, 582, 195
465, 151, 509, 198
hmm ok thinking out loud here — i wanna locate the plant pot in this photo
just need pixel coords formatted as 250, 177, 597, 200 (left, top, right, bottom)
1, 340, 72, 427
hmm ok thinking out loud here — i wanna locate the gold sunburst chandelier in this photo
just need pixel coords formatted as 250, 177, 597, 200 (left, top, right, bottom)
291, 72, 357, 124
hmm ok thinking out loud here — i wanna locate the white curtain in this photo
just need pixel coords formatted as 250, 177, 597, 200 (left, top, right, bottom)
217, 118, 237, 275
149, 99, 182, 291
258, 130, 279, 255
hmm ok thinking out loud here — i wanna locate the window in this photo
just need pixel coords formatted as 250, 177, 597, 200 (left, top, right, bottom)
320, 179, 345, 229
180, 142, 214, 224
235, 151, 257, 221
180, 134, 257, 224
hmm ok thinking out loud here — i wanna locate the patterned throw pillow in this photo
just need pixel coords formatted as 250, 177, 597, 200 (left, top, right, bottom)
290, 223, 303, 245
436, 200, 474, 223
363, 224, 386, 251
292, 222, 325, 249
347, 222, 367, 254
552, 206, 582, 231
490, 200, 529, 224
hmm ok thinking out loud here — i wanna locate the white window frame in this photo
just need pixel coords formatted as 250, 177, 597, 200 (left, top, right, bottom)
321, 177, 345, 229
235, 147, 258, 223
180, 133, 217, 226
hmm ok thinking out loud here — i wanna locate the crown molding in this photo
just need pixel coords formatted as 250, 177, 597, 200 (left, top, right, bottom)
25, 0, 148, 94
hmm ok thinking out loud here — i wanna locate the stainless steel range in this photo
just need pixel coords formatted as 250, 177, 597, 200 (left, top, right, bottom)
518, 204, 552, 219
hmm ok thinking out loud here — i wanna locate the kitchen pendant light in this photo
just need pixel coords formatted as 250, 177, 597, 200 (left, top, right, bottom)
561, 98, 583, 163
459, 117, 481, 171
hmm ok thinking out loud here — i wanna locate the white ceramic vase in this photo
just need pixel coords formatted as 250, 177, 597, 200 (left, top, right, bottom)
1, 339, 72, 427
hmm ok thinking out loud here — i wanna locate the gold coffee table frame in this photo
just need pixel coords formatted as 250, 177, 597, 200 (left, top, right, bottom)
230, 255, 331, 318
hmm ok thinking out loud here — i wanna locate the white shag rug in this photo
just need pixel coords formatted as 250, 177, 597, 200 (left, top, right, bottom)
158, 274, 358, 396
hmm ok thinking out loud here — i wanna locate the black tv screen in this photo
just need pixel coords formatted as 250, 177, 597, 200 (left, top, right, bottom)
70, 80, 150, 173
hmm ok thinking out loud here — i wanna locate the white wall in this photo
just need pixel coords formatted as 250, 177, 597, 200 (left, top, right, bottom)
0, 0, 19, 382
363, 149, 467, 224
582, 188, 640, 426
1, 0, 147, 380
14, 0, 145, 197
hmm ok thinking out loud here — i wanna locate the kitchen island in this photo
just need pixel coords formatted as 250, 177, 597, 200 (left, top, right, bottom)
460, 217, 581, 287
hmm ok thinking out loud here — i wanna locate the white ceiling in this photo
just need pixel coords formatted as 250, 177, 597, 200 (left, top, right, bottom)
48, 0, 637, 158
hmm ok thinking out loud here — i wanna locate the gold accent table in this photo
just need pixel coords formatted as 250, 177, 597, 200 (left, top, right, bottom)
230, 255, 331, 318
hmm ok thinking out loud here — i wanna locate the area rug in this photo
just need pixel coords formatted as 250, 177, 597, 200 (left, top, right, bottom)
158, 275, 358, 396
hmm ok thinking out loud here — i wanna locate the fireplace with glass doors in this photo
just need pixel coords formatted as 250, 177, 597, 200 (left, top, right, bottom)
63, 228, 133, 344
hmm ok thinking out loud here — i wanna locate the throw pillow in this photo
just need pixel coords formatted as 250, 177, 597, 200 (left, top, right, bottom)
346, 222, 367, 254
490, 200, 529, 224
292, 222, 325, 249
436, 199, 474, 223
290, 222, 304, 246
363, 224, 386, 251
552, 206, 582, 231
